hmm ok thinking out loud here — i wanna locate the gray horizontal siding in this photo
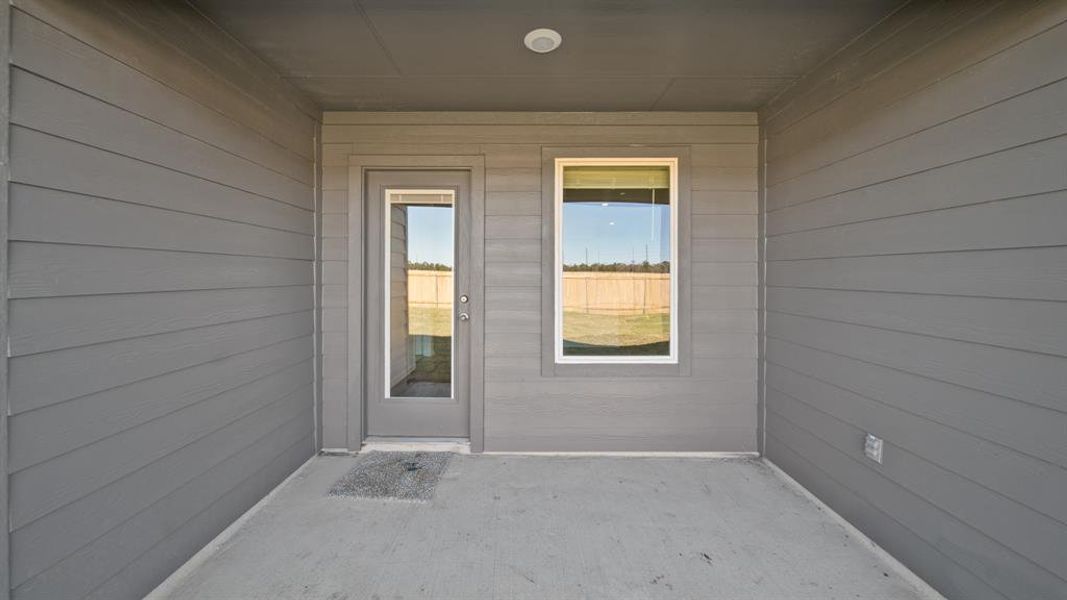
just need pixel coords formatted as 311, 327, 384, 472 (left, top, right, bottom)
761, 3, 1067, 600
321, 116, 759, 451
5, 1, 317, 599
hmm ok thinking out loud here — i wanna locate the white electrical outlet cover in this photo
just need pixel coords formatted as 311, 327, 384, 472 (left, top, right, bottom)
864, 433, 884, 464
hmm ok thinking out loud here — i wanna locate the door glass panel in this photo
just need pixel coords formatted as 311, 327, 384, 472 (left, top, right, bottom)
386, 190, 454, 397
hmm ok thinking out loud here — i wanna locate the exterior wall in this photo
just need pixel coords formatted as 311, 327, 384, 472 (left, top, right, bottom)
322, 112, 759, 451
4, 1, 318, 598
760, 3, 1067, 600
0, 6, 11, 599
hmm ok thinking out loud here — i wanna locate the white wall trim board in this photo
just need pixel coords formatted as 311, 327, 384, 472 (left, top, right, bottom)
350, 444, 757, 458
322, 112, 758, 126
313, 121, 324, 452
361, 440, 472, 454
763, 458, 947, 600
484, 451, 759, 459
319, 447, 357, 456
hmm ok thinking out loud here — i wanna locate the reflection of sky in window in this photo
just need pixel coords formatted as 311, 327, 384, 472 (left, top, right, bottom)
405, 206, 453, 265
563, 202, 670, 265
403, 200, 669, 267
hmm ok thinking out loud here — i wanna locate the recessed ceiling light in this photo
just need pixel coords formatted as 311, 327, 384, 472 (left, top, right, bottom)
524, 28, 562, 53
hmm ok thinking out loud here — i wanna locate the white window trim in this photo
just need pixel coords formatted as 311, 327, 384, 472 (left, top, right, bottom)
553, 157, 679, 365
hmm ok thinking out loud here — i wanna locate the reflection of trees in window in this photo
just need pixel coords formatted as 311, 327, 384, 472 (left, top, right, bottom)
563, 261, 669, 273
389, 195, 454, 396
558, 163, 674, 358
406, 261, 453, 271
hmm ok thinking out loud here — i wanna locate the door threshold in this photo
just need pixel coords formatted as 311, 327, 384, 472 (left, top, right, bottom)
362, 437, 471, 454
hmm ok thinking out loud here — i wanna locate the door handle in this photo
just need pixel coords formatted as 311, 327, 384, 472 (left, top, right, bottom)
458, 312, 470, 321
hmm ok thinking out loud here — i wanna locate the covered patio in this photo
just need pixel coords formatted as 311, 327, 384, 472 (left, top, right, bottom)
151, 454, 936, 600
0, 1, 1063, 599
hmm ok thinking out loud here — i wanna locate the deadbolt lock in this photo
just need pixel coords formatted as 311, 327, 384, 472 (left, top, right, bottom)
460, 294, 469, 303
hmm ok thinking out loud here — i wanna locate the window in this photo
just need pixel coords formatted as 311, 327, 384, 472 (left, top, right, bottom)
384, 189, 455, 397
554, 158, 678, 364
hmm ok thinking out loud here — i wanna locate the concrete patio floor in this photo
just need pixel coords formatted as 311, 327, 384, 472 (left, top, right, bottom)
151, 455, 938, 599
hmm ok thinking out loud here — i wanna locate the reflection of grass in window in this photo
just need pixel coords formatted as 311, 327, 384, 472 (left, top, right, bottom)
563, 311, 669, 356
406, 303, 669, 359
406, 305, 452, 383
409, 305, 451, 337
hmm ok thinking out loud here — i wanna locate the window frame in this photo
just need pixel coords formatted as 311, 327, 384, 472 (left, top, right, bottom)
538, 146, 691, 379
553, 157, 680, 365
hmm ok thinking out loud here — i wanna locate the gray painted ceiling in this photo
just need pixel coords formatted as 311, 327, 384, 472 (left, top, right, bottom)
192, 0, 905, 111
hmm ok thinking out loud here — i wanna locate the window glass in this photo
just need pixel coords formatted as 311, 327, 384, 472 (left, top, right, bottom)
386, 191, 454, 397
559, 164, 673, 360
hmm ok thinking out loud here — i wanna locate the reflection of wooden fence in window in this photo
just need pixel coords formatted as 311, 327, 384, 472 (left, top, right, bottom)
407, 269, 669, 315
407, 269, 453, 307
562, 271, 669, 315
